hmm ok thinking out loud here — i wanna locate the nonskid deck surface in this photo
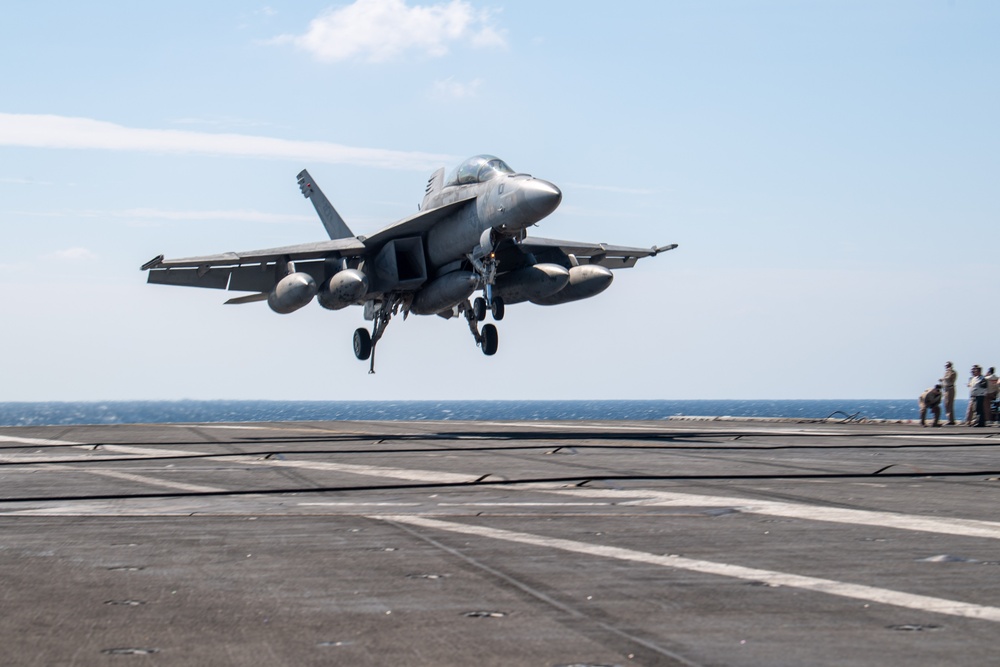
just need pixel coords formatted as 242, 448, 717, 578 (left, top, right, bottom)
2, 419, 999, 666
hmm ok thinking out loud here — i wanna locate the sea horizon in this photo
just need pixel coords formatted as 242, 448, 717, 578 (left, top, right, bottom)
0, 399, 955, 428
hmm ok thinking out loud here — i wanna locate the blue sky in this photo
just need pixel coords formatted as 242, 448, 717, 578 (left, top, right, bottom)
1, 1, 997, 401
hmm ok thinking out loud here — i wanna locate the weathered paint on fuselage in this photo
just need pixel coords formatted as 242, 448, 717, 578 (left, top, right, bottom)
421, 165, 562, 270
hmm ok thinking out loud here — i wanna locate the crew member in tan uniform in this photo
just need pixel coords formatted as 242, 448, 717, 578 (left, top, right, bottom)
967, 365, 988, 427
986, 367, 998, 424
941, 361, 957, 425
919, 385, 943, 427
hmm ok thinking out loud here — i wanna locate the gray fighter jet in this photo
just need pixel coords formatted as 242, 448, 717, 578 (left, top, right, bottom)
142, 155, 676, 372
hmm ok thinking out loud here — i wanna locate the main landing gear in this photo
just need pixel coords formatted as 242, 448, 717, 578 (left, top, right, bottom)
353, 328, 372, 360
351, 290, 504, 371
353, 297, 401, 374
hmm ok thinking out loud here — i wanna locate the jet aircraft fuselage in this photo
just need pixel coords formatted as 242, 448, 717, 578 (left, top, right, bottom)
142, 155, 675, 371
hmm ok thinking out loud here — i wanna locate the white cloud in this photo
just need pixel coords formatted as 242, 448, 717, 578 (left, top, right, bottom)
431, 77, 483, 99
0, 113, 455, 171
119, 208, 315, 224
5, 208, 316, 225
272, 0, 505, 63
0, 177, 53, 186
44, 247, 98, 261
168, 116, 278, 129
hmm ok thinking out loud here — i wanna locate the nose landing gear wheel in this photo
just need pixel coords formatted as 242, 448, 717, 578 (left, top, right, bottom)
353, 328, 372, 360
473, 297, 487, 322
490, 297, 505, 321
481, 323, 499, 356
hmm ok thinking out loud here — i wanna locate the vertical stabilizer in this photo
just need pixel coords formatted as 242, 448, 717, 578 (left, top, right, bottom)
421, 167, 445, 210
297, 169, 354, 240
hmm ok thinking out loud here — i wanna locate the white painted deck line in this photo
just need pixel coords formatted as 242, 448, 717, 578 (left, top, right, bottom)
381, 514, 1000, 623
551, 488, 1000, 540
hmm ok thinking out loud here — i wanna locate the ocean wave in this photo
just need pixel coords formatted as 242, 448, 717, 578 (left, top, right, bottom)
0, 399, 951, 427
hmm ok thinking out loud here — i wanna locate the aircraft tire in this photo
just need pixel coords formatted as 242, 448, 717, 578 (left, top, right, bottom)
481, 323, 499, 356
473, 297, 487, 321
353, 328, 372, 360
491, 297, 505, 321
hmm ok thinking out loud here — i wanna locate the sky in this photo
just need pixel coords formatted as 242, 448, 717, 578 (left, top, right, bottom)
1, 0, 997, 402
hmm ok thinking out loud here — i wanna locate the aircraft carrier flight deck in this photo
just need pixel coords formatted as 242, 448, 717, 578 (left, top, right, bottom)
2, 418, 999, 666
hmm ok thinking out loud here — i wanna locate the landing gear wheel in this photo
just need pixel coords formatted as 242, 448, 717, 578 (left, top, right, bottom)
490, 297, 505, 321
353, 328, 372, 360
473, 297, 487, 322
481, 323, 499, 356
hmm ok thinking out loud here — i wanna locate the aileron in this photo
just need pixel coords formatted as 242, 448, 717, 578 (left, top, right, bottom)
147, 267, 230, 290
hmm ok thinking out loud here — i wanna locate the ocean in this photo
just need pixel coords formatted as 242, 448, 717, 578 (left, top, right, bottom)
0, 399, 954, 427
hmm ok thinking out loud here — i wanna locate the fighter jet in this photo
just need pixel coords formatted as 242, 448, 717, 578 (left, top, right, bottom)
141, 155, 677, 372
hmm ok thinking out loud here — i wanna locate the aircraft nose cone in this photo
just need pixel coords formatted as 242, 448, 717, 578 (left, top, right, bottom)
522, 179, 562, 220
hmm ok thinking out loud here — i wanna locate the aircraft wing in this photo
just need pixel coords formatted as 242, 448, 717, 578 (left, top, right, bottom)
141, 195, 478, 295
145, 238, 368, 270
142, 238, 367, 294
516, 236, 677, 269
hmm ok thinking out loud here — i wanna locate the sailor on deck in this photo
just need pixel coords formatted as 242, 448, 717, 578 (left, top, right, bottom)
919, 385, 943, 427
985, 367, 998, 424
941, 361, 957, 425
968, 366, 988, 427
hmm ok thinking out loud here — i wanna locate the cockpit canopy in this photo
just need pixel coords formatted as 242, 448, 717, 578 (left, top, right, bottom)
445, 155, 514, 187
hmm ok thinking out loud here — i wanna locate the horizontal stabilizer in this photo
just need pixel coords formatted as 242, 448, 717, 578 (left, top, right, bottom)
224, 292, 269, 305
652, 244, 679, 255
297, 169, 353, 240
140, 254, 164, 270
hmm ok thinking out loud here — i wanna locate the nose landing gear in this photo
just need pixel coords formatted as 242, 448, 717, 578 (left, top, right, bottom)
480, 323, 499, 355
472, 294, 505, 322
468, 256, 504, 356
464, 297, 502, 356
468, 250, 504, 325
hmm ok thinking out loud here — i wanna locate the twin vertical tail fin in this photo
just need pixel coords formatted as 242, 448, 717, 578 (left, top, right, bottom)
420, 167, 445, 211
297, 169, 354, 240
